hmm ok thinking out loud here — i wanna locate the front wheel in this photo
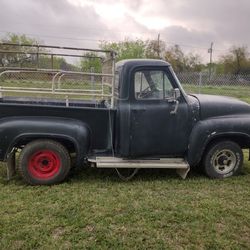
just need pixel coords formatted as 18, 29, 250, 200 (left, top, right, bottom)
203, 141, 243, 179
17, 140, 71, 185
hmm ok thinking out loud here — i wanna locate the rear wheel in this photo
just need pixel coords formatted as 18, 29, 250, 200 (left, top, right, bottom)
17, 140, 71, 185
203, 141, 243, 179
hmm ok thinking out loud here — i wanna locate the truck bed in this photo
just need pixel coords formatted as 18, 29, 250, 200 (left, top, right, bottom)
0, 96, 116, 152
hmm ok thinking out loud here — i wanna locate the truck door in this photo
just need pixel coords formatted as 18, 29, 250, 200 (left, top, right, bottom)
129, 67, 190, 157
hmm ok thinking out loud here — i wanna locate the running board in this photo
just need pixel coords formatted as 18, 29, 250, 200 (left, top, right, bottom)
88, 157, 190, 179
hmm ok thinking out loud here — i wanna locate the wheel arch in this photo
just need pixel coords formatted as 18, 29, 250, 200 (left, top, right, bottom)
195, 132, 248, 167
8, 133, 78, 155
188, 118, 250, 167
203, 133, 250, 153
0, 116, 91, 166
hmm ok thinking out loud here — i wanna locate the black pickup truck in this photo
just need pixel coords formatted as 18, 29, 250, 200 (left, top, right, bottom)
1, 59, 250, 185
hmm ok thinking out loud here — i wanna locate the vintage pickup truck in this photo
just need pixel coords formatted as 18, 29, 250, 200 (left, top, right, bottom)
0, 58, 250, 185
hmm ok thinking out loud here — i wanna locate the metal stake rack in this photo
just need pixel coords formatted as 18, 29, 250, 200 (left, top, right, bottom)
0, 43, 116, 107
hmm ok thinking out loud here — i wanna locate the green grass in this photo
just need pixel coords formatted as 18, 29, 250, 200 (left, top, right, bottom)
183, 84, 250, 103
0, 80, 249, 248
0, 153, 249, 249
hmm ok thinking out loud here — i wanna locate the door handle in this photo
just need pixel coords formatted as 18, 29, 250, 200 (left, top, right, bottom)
170, 100, 179, 115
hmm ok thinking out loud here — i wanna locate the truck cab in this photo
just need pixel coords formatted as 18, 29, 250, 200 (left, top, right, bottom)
114, 59, 191, 158
0, 56, 250, 185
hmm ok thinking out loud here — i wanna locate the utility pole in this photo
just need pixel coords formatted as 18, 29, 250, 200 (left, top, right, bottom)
157, 33, 160, 58
208, 42, 214, 80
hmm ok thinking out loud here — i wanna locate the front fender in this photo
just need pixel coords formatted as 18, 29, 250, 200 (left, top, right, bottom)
188, 115, 250, 166
0, 116, 91, 164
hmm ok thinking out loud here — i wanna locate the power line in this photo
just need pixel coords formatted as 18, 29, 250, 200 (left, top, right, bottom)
0, 29, 229, 52
0, 30, 104, 42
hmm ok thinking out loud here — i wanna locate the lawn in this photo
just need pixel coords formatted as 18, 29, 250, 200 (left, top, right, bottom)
0, 153, 249, 249
0, 79, 249, 249
182, 84, 250, 104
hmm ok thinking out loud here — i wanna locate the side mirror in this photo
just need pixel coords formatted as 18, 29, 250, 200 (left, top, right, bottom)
168, 88, 181, 101
169, 88, 181, 115
173, 88, 181, 100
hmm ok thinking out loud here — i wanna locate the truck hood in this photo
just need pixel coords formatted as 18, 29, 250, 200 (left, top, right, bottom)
190, 94, 250, 120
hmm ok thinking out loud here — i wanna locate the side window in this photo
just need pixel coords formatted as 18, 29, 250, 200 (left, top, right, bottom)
134, 70, 174, 100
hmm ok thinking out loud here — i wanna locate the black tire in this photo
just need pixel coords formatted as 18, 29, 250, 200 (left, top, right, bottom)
203, 141, 243, 179
17, 140, 71, 185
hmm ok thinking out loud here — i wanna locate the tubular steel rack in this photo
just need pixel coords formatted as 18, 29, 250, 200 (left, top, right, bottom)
0, 43, 116, 107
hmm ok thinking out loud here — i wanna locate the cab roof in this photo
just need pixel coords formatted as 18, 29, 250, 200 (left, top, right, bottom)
116, 59, 170, 68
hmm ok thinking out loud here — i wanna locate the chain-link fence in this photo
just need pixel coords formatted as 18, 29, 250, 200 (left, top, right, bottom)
176, 72, 250, 103
0, 43, 116, 106
0, 69, 249, 104
0, 68, 114, 106
0, 43, 249, 104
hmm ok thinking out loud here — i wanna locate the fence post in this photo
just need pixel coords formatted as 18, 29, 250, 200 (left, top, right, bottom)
51, 54, 54, 69
90, 67, 95, 102
36, 45, 39, 69
199, 72, 202, 94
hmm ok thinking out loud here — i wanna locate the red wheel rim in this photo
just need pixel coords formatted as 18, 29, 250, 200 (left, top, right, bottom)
28, 150, 61, 179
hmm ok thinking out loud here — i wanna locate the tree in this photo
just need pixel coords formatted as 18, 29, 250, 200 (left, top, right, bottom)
164, 45, 202, 72
100, 40, 203, 72
145, 39, 165, 59
79, 52, 102, 73
0, 33, 39, 67
38, 56, 79, 71
100, 39, 146, 61
185, 52, 203, 72
219, 46, 250, 74
0, 33, 80, 70
164, 45, 186, 72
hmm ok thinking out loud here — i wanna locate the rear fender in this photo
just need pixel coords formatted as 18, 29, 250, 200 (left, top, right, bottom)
0, 116, 91, 165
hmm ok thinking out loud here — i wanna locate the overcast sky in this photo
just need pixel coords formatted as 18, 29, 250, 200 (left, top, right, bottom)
0, 0, 249, 62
